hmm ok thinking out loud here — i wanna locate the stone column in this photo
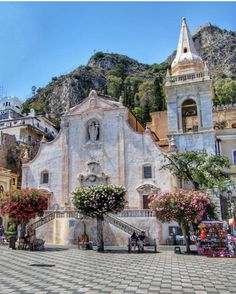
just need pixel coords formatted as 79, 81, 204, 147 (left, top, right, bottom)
61, 118, 70, 206
117, 113, 125, 186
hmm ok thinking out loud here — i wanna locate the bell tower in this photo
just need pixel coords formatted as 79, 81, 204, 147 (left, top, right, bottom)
165, 18, 215, 153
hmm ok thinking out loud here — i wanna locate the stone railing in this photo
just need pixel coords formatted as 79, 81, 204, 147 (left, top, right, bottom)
116, 209, 155, 218
27, 212, 56, 231
213, 104, 236, 111
166, 71, 209, 85
44, 210, 78, 218
29, 209, 155, 232
29, 210, 78, 231
106, 213, 143, 236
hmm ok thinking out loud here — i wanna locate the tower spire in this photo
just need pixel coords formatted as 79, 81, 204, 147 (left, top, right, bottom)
171, 17, 204, 76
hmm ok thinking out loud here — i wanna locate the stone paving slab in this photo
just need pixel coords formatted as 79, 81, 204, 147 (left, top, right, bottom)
0, 245, 235, 293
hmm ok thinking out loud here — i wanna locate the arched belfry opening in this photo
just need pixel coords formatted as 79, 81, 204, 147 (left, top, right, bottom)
182, 99, 198, 133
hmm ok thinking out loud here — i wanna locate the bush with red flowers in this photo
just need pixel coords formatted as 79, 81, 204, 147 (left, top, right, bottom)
0, 188, 48, 223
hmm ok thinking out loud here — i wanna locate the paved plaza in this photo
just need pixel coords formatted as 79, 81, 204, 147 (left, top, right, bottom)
0, 245, 236, 294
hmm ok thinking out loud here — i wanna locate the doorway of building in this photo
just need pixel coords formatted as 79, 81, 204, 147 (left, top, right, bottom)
143, 195, 152, 209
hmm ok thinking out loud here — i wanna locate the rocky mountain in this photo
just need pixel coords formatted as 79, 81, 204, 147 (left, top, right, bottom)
23, 24, 236, 125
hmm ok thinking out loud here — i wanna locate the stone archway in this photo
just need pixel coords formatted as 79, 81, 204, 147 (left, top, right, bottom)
181, 99, 198, 133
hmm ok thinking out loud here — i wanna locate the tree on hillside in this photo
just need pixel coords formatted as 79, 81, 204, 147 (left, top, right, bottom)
31, 86, 37, 96
72, 184, 126, 252
138, 81, 154, 123
149, 189, 215, 253
161, 150, 230, 191
107, 75, 123, 99
123, 76, 144, 109
214, 78, 236, 105
151, 77, 165, 112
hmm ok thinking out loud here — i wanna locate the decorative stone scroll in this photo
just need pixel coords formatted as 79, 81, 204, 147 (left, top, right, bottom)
78, 161, 109, 186
137, 184, 159, 195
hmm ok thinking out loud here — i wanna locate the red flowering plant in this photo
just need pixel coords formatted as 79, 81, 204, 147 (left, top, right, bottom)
0, 189, 48, 237
149, 189, 214, 253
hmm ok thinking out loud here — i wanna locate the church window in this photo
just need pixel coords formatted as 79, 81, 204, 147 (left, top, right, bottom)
87, 120, 100, 143
232, 150, 236, 165
182, 99, 198, 133
143, 165, 152, 179
183, 47, 188, 53
41, 171, 49, 184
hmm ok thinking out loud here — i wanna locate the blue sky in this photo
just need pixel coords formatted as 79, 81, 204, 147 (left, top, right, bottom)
0, 2, 235, 101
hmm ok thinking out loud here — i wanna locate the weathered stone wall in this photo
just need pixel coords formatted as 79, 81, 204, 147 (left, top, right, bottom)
36, 217, 172, 246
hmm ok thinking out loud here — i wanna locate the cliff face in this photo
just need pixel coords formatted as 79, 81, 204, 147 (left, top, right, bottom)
87, 52, 151, 77
23, 24, 236, 124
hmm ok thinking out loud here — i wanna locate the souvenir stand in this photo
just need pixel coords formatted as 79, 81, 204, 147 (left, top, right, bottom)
197, 220, 234, 257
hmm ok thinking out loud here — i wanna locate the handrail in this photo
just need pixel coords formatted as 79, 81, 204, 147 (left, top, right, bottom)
106, 213, 142, 236
29, 210, 78, 230
27, 211, 56, 231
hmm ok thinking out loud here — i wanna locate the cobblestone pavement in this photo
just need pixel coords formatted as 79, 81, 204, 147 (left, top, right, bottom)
0, 245, 236, 294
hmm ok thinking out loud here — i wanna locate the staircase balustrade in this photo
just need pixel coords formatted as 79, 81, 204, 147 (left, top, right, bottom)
115, 209, 155, 217
28, 210, 78, 231
106, 213, 142, 236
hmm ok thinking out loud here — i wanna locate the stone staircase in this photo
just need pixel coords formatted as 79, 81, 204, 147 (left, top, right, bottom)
29, 210, 143, 236
106, 213, 143, 235
28, 210, 78, 231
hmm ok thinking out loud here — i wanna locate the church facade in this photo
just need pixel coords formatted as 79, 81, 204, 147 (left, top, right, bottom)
22, 90, 177, 245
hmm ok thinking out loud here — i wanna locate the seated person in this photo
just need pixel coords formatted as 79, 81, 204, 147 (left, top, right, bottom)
137, 231, 146, 251
29, 230, 37, 251
78, 232, 90, 249
130, 232, 138, 252
0, 225, 4, 245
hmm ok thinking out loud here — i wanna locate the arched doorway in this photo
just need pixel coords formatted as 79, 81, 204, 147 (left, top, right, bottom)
182, 99, 198, 133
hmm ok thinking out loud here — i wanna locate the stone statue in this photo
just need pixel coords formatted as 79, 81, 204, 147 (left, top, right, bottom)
88, 121, 99, 142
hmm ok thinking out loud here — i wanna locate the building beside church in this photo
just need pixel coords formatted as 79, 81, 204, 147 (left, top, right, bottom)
0, 96, 58, 143
0, 167, 18, 227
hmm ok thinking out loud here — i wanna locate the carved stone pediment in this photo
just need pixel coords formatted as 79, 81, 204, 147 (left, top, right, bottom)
78, 161, 109, 186
137, 184, 159, 194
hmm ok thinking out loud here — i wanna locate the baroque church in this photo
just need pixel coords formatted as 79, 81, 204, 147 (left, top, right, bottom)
21, 18, 231, 245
